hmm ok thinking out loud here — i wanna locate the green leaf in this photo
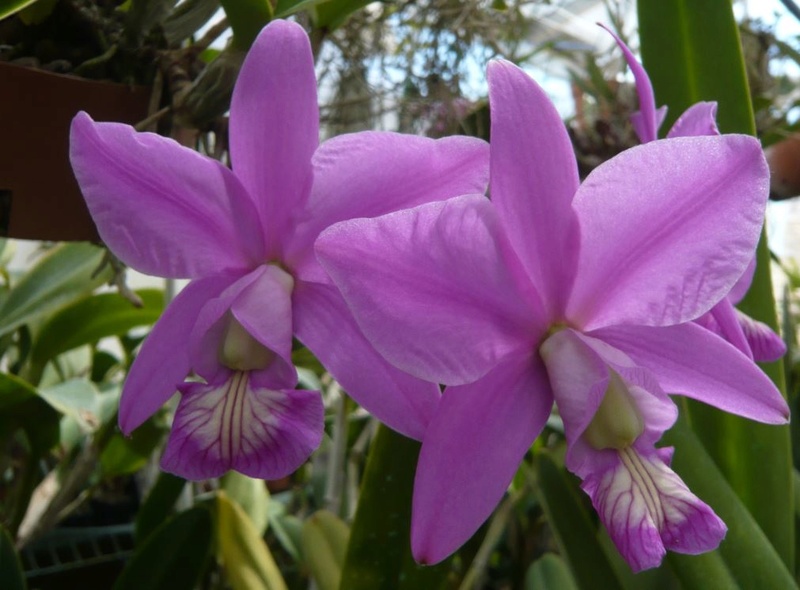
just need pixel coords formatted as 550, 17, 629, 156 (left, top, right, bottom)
99, 418, 166, 477
302, 510, 349, 590
639, 0, 793, 570
535, 453, 623, 590
524, 553, 578, 590
274, 0, 323, 17
215, 491, 288, 590
219, 0, 272, 50
114, 507, 212, 590
0, 524, 26, 590
31, 289, 164, 368
339, 425, 451, 590
18, 0, 57, 23
662, 407, 796, 589
135, 472, 187, 543
0, 372, 59, 453
0, 0, 40, 20
0, 243, 111, 339
313, 0, 373, 30
221, 472, 270, 535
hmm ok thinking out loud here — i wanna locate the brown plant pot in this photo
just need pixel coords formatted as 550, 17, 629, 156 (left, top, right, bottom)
0, 62, 151, 241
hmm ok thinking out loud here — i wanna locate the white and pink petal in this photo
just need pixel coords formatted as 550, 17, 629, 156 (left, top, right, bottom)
161, 375, 323, 480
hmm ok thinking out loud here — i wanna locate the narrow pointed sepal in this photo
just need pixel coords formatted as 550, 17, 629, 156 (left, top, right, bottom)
161, 373, 323, 480
582, 447, 726, 572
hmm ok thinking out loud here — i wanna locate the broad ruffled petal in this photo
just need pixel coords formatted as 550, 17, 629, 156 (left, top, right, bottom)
229, 20, 319, 255
287, 132, 490, 269
487, 60, 580, 313
293, 280, 439, 440
667, 102, 720, 138
568, 135, 769, 330
411, 354, 552, 564
601, 24, 661, 144
593, 323, 789, 423
161, 375, 323, 480
316, 195, 542, 385
189, 266, 296, 388
119, 275, 232, 434
70, 113, 263, 278
583, 447, 726, 573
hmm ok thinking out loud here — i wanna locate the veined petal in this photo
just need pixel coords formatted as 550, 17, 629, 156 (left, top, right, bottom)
287, 132, 490, 268
568, 136, 769, 330
600, 24, 661, 144
293, 281, 439, 440
705, 298, 753, 359
594, 323, 789, 423
667, 102, 720, 138
488, 59, 580, 313
70, 113, 263, 278
119, 275, 232, 434
316, 195, 543, 385
411, 354, 552, 564
583, 446, 726, 572
161, 374, 323, 480
190, 266, 297, 388
229, 20, 318, 255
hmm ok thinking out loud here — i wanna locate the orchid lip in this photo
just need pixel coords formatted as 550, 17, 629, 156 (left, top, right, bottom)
218, 312, 277, 371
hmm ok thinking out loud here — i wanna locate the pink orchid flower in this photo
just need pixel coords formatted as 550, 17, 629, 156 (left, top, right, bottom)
316, 59, 789, 570
607, 24, 786, 362
69, 20, 489, 481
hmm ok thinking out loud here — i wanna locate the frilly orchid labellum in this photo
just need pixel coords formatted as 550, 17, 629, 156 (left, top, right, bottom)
604, 23, 785, 363
69, 20, 489, 480
316, 58, 789, 570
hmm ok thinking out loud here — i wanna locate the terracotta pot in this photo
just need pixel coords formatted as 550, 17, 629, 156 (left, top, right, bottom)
0, 62, 151, 241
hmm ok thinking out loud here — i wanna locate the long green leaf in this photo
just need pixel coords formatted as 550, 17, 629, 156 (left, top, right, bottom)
639, 0, 793, 570
0, 0, 39, 19
114, 507, 212, 590
535, 453, 624, 590
524, 553, 579, 590
0, 525, 26, 590
302, 510, 349, 590
30, 289, 163, 368
135, 472, 187, 543
0, 243, 111, 338
219, 0, 272, 50
339, 425, 451, 590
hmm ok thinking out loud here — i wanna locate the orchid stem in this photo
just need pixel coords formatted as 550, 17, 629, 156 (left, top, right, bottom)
324, 383, 348, 515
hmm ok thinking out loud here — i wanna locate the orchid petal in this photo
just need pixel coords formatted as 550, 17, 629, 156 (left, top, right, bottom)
487, 60, 580, 313
161, 375, 323, 480
729, 258, 756, 303
229, 20, 318, 255
189, 266, 297, 388
70, 113, 262, 278
736, 309, 787, 362
316, 195, 543, 385
594, 323, 789, 423
600, 24, 661, 144
583, 447, 726, 573
631, 106, 667, 144
411, 354, 551, 564
288, 132, 490, 269
119, 275, 232, 434
667, 102, 720, 138
707, 297, 753, 358
293, 280, 440, 440
568, 135, 769, 330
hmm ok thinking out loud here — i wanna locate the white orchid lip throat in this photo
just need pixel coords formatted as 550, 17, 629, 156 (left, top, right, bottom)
218, 313, 276, 371
583, 371, 645, 450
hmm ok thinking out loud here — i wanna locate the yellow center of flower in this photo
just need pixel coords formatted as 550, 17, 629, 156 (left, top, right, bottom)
218, 314, 275, 371
584, 372, 644, 450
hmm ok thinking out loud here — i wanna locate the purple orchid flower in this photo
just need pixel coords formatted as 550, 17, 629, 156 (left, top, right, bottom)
69, 20, 489, 481
607, 24, 786, 363
315, 60, 789, 570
